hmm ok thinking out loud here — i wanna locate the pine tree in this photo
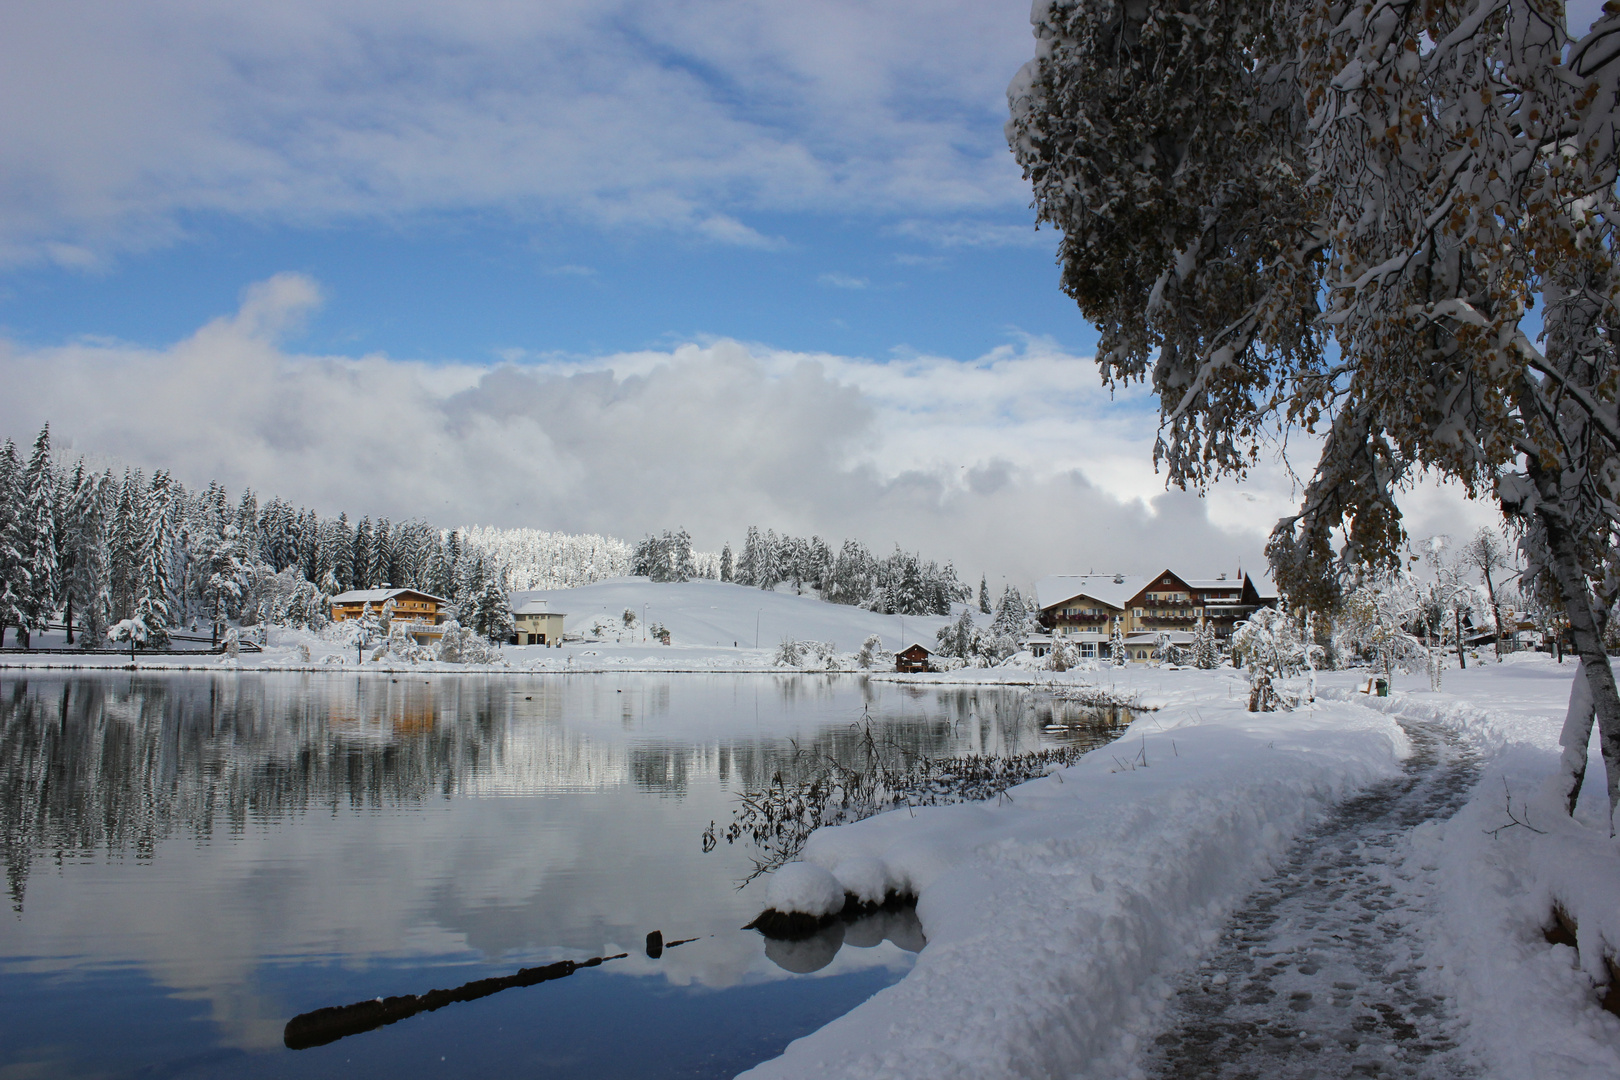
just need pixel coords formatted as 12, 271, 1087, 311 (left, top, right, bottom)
476, 566, 513, 643
108, 470, 142, 621
371, 518, 392, 587
134, 471, 176, 648
978, 576, 991, 614
1192, 621, 1219, 670
736, 526, 761, 587
1110, 617, 1127, 667
62, 465, 111, 648
17, 425, 58, 648
719, 543, 733, 583
0, 440, 26, 648
352, 517, 373, 590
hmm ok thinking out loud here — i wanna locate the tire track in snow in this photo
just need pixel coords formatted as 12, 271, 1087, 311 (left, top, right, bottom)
1143, 719, 1480, 1080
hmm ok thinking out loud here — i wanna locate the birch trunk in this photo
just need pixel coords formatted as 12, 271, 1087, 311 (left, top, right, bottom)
1539, 500, 1620, 830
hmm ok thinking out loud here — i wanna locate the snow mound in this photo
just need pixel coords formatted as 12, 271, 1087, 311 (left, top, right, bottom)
764, 862, 846, 918
830, 857, 895, 906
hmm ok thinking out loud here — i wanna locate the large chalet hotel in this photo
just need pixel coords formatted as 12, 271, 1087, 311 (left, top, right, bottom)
1034, 569, 1277, 662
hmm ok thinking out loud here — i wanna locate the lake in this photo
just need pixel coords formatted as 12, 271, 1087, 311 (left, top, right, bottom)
0, 672, 1126, 1079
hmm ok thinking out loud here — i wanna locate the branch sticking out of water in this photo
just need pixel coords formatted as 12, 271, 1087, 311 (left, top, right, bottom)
283, 952, 629, 1049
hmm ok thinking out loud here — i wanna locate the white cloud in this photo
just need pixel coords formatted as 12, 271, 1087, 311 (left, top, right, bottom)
0, 276, 1498, 584
0, 1, 1038, 263
817, 272, 869, 289
887, 218, 1051, 249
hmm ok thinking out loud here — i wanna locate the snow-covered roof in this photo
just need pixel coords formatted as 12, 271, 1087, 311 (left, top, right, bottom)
511, 600, 566, 616
1034, 575, 1145, 612
895, 642, 933, 655
1181, 578, 1244, 591
330, 588, 447, 605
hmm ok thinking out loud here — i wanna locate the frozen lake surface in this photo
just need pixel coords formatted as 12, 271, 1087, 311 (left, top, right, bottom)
0, 671, 1124, 1079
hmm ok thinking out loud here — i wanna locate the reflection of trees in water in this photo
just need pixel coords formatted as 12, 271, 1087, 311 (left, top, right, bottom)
645, 687, 1128, 797
0, 675, 519, 912
0, 675, 1131, 908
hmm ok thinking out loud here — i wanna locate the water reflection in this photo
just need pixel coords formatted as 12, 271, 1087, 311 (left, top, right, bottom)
0, 672, 1126, 1078
762, 906, 927, 974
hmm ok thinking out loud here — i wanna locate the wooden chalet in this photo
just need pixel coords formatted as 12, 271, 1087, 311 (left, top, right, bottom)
1034, 568, 1278, 662
895, 643, 933, 673
330, 588, 449, 644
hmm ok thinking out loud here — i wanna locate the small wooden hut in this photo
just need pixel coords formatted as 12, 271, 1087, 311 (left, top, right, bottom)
894, 643, 932, 673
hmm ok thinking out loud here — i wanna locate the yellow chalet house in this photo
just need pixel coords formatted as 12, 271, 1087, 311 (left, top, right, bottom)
330, 588, 450, 644
509, 598, 567, 646
1034, 570, 1277, 662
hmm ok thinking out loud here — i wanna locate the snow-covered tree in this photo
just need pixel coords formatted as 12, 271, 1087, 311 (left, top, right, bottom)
720, 542, 733, 583
990, 585, 1032, 641
855, 633, 885, 670
978, 576, 991, 614
1233, 607, 1309, 712
133, 471, 177, 648
462, 557, 513, 642
0, 440, 27, 648
1009, 0, 1620, 821
16, 426, 59, 648
1462, 527, 1516, 660
1191, 621, 1219, 670
935, 606, 979, 659
1109, 617, 1126, 667
62, 465, 110, 648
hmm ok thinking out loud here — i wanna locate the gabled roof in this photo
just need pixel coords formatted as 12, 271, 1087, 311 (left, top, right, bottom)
330, 588, 448, 605
895, 642, 933, 655
1034, 574, 1145, 612
511, 599, 567, 616
1245, 571, 1278, 601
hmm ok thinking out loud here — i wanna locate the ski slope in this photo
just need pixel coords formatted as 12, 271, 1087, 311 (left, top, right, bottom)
512, 577, 956, 653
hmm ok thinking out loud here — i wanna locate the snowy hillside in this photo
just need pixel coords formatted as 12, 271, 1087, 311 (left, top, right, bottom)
512, 577, 955, 652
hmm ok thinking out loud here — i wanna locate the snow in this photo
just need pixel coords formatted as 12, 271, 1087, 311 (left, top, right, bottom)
764, 863, 847, 919
0, 579, 961, 675
741, 673, 1411, 1079
514, 578, 954, 653
738, 656, 1620, 1080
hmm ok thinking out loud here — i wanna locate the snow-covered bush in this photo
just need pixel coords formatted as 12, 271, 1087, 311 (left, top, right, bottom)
855, 634, 885, 670
775, 638, 805, 666
435, 620, 502, 664
1232, 607, 1310, 712
108, 617, 152, 650
1045, 638, 1081, 671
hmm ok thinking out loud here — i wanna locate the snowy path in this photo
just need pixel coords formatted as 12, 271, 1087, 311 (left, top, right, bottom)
1144, 719, 1482, 1080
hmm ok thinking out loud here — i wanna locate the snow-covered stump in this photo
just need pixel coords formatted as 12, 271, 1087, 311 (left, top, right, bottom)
746, 860, 917, 940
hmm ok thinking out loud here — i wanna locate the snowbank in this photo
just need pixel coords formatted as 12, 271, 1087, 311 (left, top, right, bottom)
739, 678, 1409, 1079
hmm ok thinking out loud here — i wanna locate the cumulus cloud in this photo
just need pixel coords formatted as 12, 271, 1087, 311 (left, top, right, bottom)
0, 1, 1037, 264
0, 275, 1499, 584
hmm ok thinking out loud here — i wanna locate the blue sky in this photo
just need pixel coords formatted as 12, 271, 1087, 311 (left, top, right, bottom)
0, 210, 1096, 365
0, 0, 1523, 583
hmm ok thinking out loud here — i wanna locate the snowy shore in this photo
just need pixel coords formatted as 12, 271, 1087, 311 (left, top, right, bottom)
739, 656, 1620, 1080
